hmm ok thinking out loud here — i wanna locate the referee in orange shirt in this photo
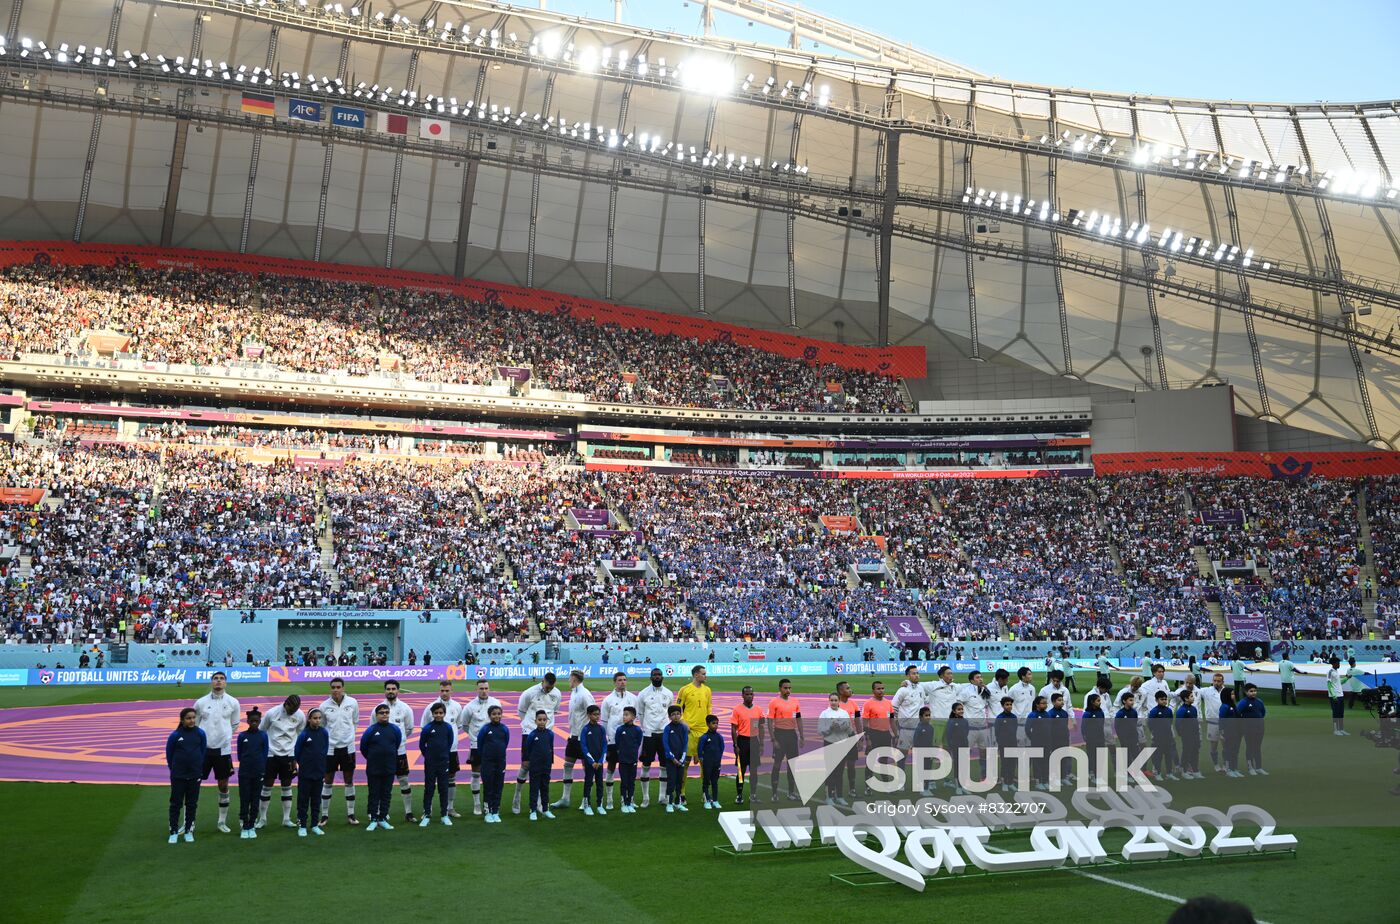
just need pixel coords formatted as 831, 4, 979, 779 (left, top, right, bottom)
729, 685, 763, 805
767, 678, 803, 802
861, 681, 894, 797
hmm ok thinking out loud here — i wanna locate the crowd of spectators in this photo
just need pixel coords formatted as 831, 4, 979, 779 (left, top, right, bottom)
0, 262, 909, 413
936, 479, 1137, 641
0, 436, 1377, 645
1191, 478, 1361, 638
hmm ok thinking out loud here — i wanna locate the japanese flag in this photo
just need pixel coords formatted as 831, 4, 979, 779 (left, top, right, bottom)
419, 118, 450, 140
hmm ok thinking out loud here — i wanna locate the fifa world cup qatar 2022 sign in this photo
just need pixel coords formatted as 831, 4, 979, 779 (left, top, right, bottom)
716, 785, 1298, 891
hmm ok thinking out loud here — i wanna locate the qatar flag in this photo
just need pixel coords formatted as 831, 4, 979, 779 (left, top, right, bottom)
419, 118, 450, 140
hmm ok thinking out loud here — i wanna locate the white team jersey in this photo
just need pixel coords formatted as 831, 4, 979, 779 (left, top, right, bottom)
924, 681, 961, 720
891, 682, 926, 724
1198, 686, 1223, 723
517, 683, 563, 731
600, 689, 640, 738
1170, 683, 1198, 710
421, 696, 463, 730
378, 699, 415, 755
635, 684, 675, 735
1010, 681, 1037, 718
1138, 677, 1171, 711
318, 695, 360, 750
261, 704, 306, 757
958, 684, 996, 726
1037, 683, 1070, 711
988, 681, 1014, 706
194, 691, 241, 755
458, 696, 502, 745
1114, 686, 1140, 709
566, 686, 595, 737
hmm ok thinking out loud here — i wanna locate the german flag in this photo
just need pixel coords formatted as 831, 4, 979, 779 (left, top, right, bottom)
241, 92, 275, 116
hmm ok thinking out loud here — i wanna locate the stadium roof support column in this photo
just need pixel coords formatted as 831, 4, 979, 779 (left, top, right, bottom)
453, 159, 479, 279
697, 99, 718, 314
238, 27, 279, 254
1211, 107, 1272, 419
605, 82, 633, 299
1289, 110, 1381, 445
312, 39, 352, 262
160, 122, 190, 249
527, 70, 559, 288
161, 15, 206, 248
785, 104, 804, 328
960, 100, 981, 359
1045, 96, 1073, 376
876, 128, 898, 347
384, 49, 421, 268
1128, 101, 1168, 389
72, 0, 125, 243
4, 0, 23, 46
1356, 106, 1394, 186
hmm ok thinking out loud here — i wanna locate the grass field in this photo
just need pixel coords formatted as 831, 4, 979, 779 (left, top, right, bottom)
3, 671, 1395, 923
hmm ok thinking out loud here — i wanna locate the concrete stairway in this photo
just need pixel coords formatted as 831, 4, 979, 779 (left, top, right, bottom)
1357, 483, 1380, 631
315, 483, 342, 594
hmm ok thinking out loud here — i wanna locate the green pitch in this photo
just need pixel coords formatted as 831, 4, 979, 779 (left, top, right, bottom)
3, 672, 1394, 923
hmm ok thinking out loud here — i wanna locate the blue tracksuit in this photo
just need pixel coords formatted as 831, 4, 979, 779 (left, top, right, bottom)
522, 727, 555, 813
1025, 711, 1050, 784
661, 721, 689, 805
1237, 696, 1266, 770
1147, 704, 1177, 776
236, 729, 269, 830
294, 726, 330, 825
580, 722, 608, 808
1081, 707, 1107, 780
1218, 703, 1241, 771
166, 725, 207, 833
994, 711, 1019, 785
944, 716, 970, 784
1175, 704, 1200, 773
1114, 707, 1140, 784
697, 730, 724, 803
361, 721, 402, 823
477, 721, 510, 814
614, 723, 643, 806
418, 719, 455, 818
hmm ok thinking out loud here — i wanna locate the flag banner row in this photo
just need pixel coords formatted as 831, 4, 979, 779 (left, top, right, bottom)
237, 93, 449, 140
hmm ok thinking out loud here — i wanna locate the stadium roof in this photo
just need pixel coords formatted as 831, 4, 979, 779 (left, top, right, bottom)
0, 0, 1397, 445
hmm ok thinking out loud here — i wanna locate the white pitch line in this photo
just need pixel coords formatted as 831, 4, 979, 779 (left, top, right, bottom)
987, 845, 1279, 924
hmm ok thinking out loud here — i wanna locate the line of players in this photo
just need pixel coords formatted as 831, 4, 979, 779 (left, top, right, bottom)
169, 665, 726, 839
165, 663, 1272, 840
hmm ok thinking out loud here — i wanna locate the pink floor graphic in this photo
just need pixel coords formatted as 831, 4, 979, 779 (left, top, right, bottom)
0, 692, 839, 786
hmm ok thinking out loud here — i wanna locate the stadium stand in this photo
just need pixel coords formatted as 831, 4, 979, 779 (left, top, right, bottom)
0, 262, 909, 413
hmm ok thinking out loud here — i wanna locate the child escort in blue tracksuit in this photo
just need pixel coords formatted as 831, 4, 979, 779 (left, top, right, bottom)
697, 716, 725, 808
662, 706, 690, 811
1081, 696, 1108, 784
994, 698, 1020, 788
1176, 693, 1201, 778
360, 705, 403, 829
166, 707, 207, 842
236, 709, 269, 838
522, 711, 555, 819
580, 706, 609, 815
943, 704, 970, 793
1114, 695, 1141, 780
1147, 693, 1178, 780
614, 708, 644, 812
419, 704, 455, 825
1237, 684, 1267, 775
294, 710, 330, 835
477, 706, 510, 822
